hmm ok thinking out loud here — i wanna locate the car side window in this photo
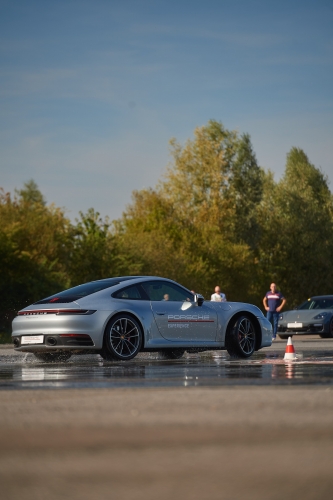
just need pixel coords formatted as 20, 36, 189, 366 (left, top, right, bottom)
112, 285, 147, 300
317, 299, 333, 309
141, 281, 193, 302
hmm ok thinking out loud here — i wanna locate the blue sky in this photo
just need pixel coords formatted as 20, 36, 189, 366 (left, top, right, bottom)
1, 0, 332, 220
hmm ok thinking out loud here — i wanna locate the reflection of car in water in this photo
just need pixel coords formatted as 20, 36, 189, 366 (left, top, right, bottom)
12, 276, 272, 362
277, 295, 333, 339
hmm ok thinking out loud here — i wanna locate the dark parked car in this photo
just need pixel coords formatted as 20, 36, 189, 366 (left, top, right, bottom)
277, 295, 333, 339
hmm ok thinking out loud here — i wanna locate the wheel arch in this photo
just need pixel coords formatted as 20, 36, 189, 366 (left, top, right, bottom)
225, 311, 262, 351
103, 310, 146, 350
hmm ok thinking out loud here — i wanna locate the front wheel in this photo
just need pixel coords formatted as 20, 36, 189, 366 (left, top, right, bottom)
34, 352, 72, 362
320, 318, 333, 339
278, 334, 292, 340
225, 315, 256, 358
100, 314, 143, 361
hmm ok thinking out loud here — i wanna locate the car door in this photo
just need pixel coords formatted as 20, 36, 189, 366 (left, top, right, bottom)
141, 280, 217, 341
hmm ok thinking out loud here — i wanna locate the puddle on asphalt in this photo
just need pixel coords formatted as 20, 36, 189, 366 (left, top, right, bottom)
1, 348, 333, 389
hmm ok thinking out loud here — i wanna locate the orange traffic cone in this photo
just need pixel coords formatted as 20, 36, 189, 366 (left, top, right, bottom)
284, 336, 297, 361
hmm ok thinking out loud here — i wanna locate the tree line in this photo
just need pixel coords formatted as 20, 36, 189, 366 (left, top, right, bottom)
1, 120, 333, 337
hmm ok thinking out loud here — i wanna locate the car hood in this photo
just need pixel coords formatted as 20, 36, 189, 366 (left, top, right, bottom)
281, 309, 330, 322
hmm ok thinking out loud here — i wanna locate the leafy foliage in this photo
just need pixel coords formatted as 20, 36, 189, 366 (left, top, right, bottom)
0, 183, 71, 332
117, 121, 264, 300
1, 124, 333, 339
255, 148, 333, 306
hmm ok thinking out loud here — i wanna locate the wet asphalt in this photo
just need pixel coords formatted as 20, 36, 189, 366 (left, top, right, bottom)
1, 336, 333, 390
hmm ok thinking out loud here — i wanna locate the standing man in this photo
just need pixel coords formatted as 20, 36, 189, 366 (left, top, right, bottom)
211, 286, 227, 302
263, 283, 286, 340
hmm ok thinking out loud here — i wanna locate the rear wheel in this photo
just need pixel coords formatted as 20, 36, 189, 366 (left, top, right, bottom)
225, 315, 256, 358
34, 352, 71, 362
100, 314, 142, 361
158, 349, 185, 360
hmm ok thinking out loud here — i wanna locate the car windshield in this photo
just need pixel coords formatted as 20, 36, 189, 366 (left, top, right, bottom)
298, 298, 333, 310
34, 278, 135, 304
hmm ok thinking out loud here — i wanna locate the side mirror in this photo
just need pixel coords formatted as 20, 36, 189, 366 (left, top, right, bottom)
194, 294, 204, 307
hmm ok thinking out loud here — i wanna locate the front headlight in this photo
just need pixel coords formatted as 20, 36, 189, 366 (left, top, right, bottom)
313, 312, 328, 320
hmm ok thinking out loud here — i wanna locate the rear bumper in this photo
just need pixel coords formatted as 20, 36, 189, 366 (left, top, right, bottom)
12, 333, 96, 352
11, 310, 112, 350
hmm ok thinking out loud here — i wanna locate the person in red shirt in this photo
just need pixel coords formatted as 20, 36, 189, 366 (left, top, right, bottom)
263, 283, 286, 340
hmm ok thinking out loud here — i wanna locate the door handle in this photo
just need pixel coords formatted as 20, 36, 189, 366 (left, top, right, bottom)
155, 312, 165, 315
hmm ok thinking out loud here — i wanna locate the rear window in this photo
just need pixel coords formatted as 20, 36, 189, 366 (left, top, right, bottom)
112, 285, 148, 300
34, 278, 135, 304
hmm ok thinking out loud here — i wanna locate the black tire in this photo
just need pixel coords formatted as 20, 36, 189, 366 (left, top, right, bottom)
278, 334, 292, 340
225, 315, 256, 358
158, 349, 185, 360
320, 318, 333, 339
34, 352, 72, 362
100, 314, 143, 361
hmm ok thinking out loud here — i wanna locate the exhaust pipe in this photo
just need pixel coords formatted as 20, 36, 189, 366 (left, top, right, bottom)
47, 337, 57, 346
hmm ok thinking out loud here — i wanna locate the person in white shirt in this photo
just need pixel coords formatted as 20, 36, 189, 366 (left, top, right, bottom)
211, 286, 227, 302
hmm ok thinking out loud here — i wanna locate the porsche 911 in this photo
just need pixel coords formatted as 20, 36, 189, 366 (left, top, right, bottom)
12, 276, 272, 361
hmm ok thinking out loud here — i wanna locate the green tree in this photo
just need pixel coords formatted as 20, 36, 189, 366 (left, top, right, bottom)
2, 137, 332, 340
255, 148, 333, 306
0, 182, 71, 334
69, 208, 124, 285
16, 179, 46, 206
117, 120, 264, 300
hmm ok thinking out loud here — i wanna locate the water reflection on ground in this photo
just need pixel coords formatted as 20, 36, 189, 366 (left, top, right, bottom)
1, 346, 333, 389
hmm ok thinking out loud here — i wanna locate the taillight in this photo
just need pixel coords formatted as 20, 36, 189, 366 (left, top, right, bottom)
17, 309, 96, 316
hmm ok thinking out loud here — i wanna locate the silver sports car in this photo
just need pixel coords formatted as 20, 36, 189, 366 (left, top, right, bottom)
12, 276, 272, 361
277, 295, 333, 339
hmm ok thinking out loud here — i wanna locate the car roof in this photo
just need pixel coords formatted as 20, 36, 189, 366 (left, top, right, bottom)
91, 276, 176, 283
309, 295, 333, 300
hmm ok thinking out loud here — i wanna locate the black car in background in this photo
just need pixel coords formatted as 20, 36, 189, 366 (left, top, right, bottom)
277, 295, 333, 339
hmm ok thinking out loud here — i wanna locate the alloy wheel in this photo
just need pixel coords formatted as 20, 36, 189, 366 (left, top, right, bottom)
106, 315, 142, 360
237, 317, 256, 355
